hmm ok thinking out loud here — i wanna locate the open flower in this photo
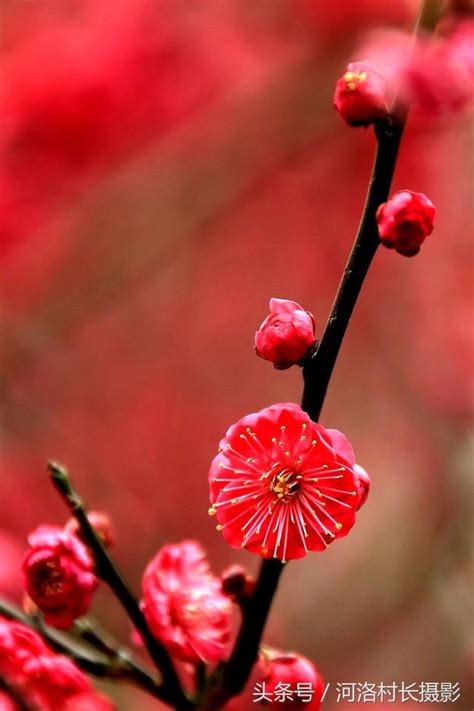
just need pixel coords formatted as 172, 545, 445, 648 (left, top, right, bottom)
209, 403, 361, 561
255, 298, 316, 369
141, 540, 232, 663
22, 526, 97, 629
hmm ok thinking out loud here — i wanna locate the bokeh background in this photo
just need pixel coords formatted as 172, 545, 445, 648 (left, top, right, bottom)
0, 1, 473, 709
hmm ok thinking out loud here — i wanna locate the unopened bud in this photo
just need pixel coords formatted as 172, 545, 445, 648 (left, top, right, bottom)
65, 511, 116, 549
255, 298, 316, 370
376, 190, 436, 256
221, 564, 255, 602
334, 61, 389, 127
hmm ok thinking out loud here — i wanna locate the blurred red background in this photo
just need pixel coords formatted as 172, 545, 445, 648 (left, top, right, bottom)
0, 1, 473, 709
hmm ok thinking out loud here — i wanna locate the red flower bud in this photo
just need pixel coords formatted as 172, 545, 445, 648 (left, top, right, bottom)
22, 526, 97, 629
221, 564, 255, 602
257, 646, 325, 709
65, 511, 116, 549
141, 540, 232, 663
376, 190, 436, 256
353, 463, 371, 510
255, 298, 316, 369
334, 61, 389, 126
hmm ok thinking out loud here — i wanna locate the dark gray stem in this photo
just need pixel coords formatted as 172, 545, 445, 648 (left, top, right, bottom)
48, 462, 192, 709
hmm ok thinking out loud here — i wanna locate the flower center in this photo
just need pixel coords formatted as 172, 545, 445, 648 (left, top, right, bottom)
33, 560, 65, 599
270, 469, 300, 502
344, 70, 367, 91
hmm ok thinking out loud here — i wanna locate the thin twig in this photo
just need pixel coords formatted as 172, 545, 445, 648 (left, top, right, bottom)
0, 597, 112, 677
302, 0, 443, 421
195, 662, 207, 697
73, 617, 121, 658
72, 617, 162, 695
0, 597, 159, 697
301, 0, 442, 420
301, 114, 406, 420
47, 461, 192, 710
203, 559, 283, 707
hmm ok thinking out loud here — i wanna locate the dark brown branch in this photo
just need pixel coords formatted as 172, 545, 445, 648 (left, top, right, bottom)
198, 559, 283, 709
199, 2, 443, 708
72, 617, 161, 695
48, 462, 192, 710
302, 0, 442, 422
0, 597, 159, 697
301, 114, 406, 420
73, 617, 122, 658
302, 0, 442, 420
0, 597, 113, 678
